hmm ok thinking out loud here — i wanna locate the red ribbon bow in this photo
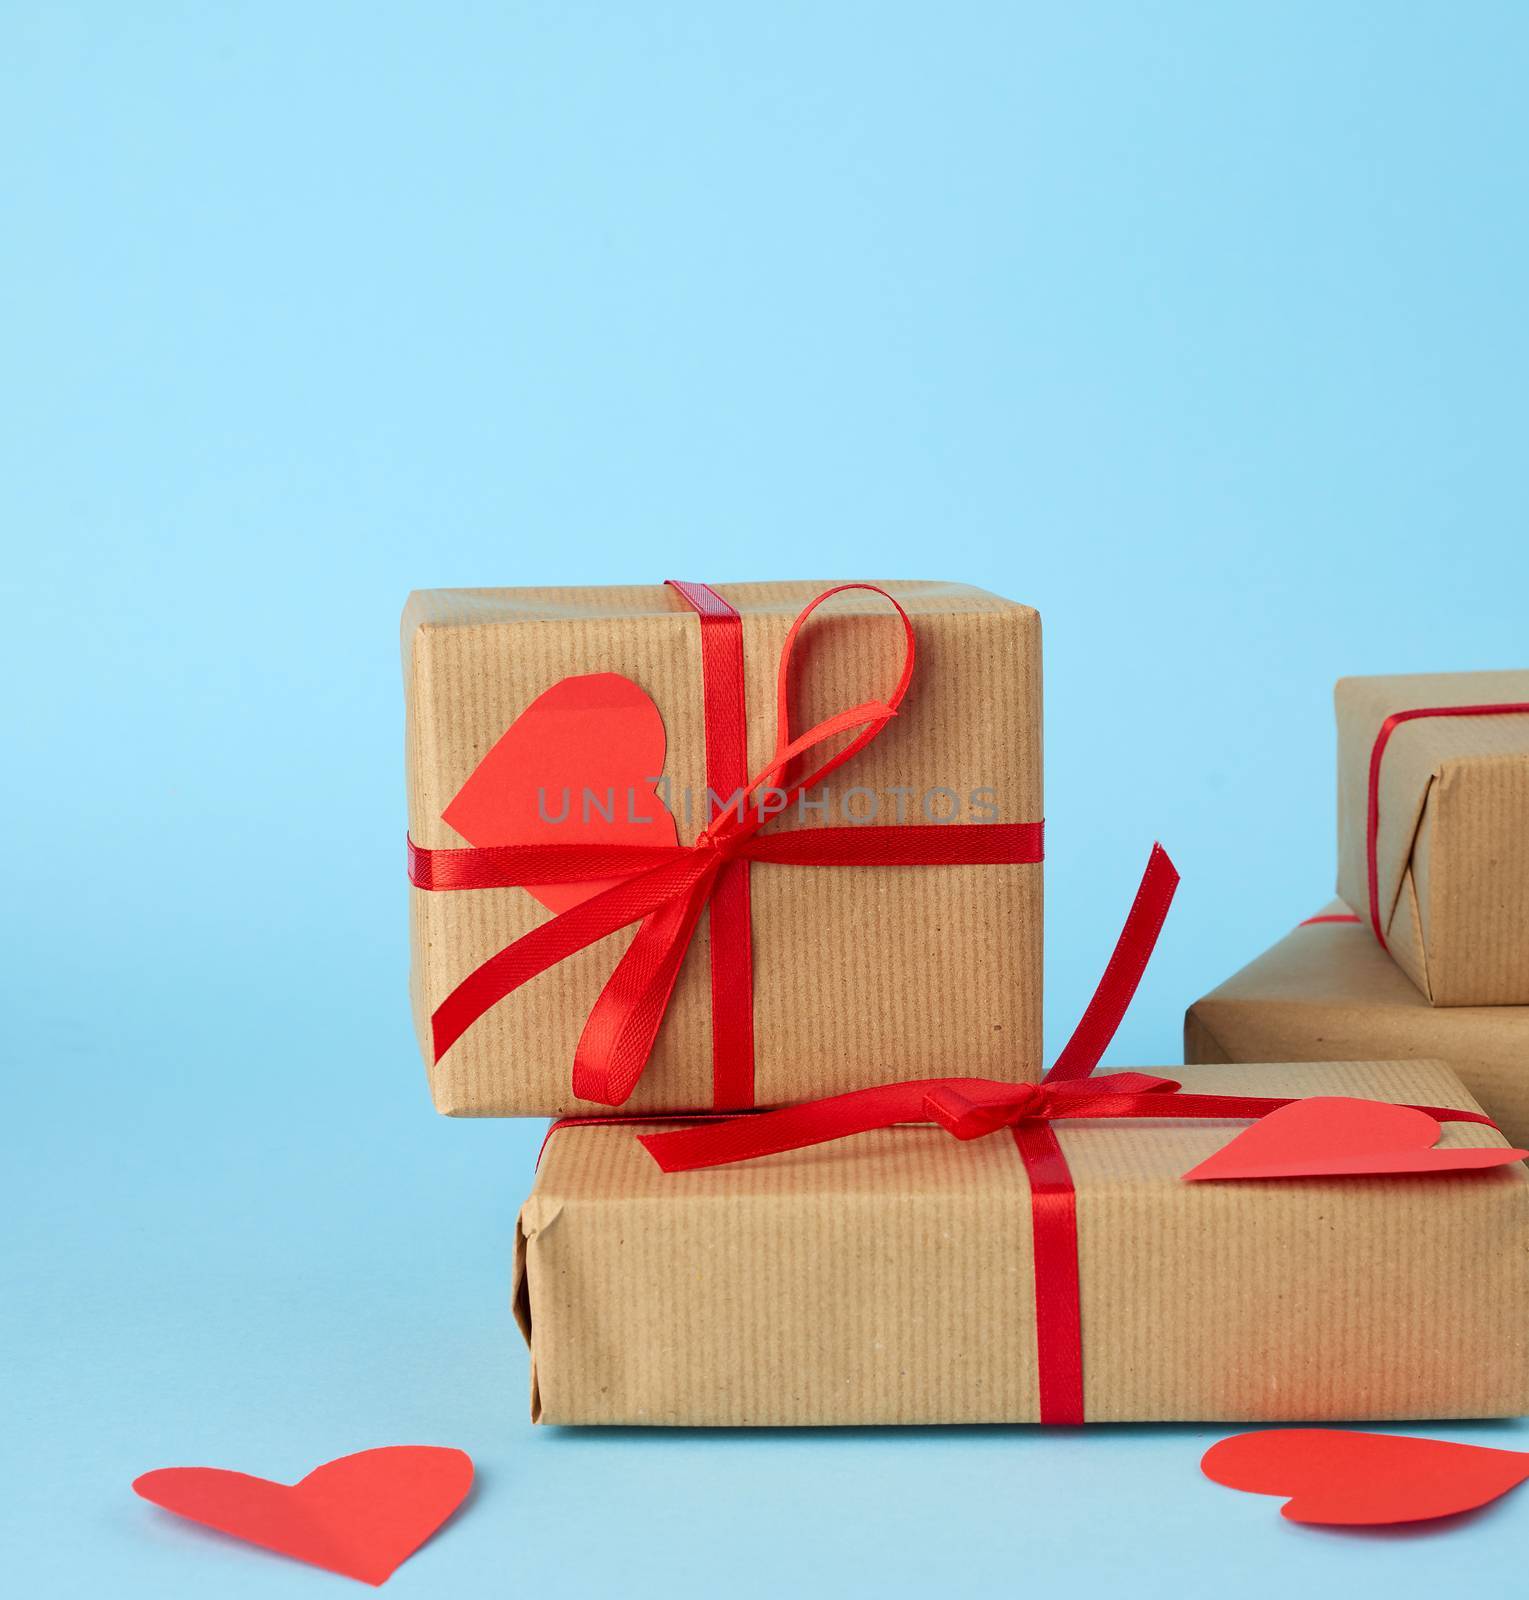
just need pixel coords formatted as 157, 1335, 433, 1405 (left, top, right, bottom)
631, 846, 1496, 1424
410, 581, 1045, 1108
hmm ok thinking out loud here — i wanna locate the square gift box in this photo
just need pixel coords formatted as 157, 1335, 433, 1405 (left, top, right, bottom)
513, 1059, 1529, 1426
403, 580, 1042, 1115
1336, 670, 1529, 1005
1185, 903, 1529, 1148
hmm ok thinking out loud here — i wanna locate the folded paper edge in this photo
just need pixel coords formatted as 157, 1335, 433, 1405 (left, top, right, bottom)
1379, 770, 1437, 964
1183, 1006, 1233, 1066
1335, 682, 1442, 944
514, 1198, 564, 1425
1388, 855, 1437, 1003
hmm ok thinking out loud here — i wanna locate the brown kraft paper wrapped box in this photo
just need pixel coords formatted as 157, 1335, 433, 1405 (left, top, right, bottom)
513, 1060, 1529, 1426
1186, 903, 1529, 1148
1336, 670, 1529, 1006
403, 581, 1042, 1116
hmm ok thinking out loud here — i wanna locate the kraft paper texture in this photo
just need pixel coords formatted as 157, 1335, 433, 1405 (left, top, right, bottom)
513, 1060, 1529, 1425
403, 581, 1042, 1116
1185, 903, 1529, 1147
1336, 670, 1529, 1006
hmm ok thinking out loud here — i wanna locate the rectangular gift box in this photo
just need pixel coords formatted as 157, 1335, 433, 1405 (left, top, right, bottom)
1185, 902, 1529, 1148
1336, 670, 1529, 1005
513, 1060, 1529, 1425
403, 580, 1042, 1116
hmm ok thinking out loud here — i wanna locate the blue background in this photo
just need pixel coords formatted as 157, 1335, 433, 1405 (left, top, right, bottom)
6, 4, 1529, 1595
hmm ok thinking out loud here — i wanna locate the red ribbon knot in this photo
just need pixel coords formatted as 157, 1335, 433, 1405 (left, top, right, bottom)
922, 1073, 1182, 1140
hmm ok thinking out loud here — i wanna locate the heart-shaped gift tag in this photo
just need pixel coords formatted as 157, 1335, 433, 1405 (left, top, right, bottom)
1202, 1429, 1529, 1525
133, 1445, 473, 1585
1182, 1096, 1526, 1181
443, 672, 678, 913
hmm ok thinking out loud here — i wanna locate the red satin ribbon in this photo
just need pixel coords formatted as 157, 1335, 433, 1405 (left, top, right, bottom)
632, 846, 1496, 1424
410, 582, 1046, 1107
1299, 912, 1361, 927
1365, 702, 1529, 949
667, 582, 755, 1106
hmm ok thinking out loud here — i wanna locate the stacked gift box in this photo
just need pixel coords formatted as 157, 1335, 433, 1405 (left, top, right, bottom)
1187, 671, 1529, 1148
404, 588, 1529, 1427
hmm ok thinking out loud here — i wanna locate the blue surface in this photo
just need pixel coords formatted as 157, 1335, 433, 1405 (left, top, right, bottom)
6, 4, 1529, 1595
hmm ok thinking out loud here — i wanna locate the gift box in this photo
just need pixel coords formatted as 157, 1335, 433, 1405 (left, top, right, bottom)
403, 580, 1043, 1115
1184, 903, 1529, 1148
512, 1059, 1529, 1426
1336, 670, 1529, 1005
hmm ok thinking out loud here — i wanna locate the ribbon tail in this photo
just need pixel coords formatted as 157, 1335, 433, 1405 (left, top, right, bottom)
571, 876, 714, 1107
1045, 844, 1179, 1083
430, 854, 713, 1061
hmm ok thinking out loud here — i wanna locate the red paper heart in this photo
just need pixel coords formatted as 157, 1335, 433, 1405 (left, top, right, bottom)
133, 1445, 473, 1586
443, 672, 678, 913
1202, 1429, 1529, 1525
1182, 1096, 1527, 1181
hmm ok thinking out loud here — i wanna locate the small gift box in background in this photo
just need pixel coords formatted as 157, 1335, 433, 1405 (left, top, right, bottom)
403, 580, 1043, 1116
1185, 903, 1529, 1148
513, 1059, 1529, 1427
1336, 670, 1529, 1006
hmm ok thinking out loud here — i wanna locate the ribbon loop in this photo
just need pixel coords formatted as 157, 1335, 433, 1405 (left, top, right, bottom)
1042, 1071, 1182, 1117
759, 583, 916, 804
